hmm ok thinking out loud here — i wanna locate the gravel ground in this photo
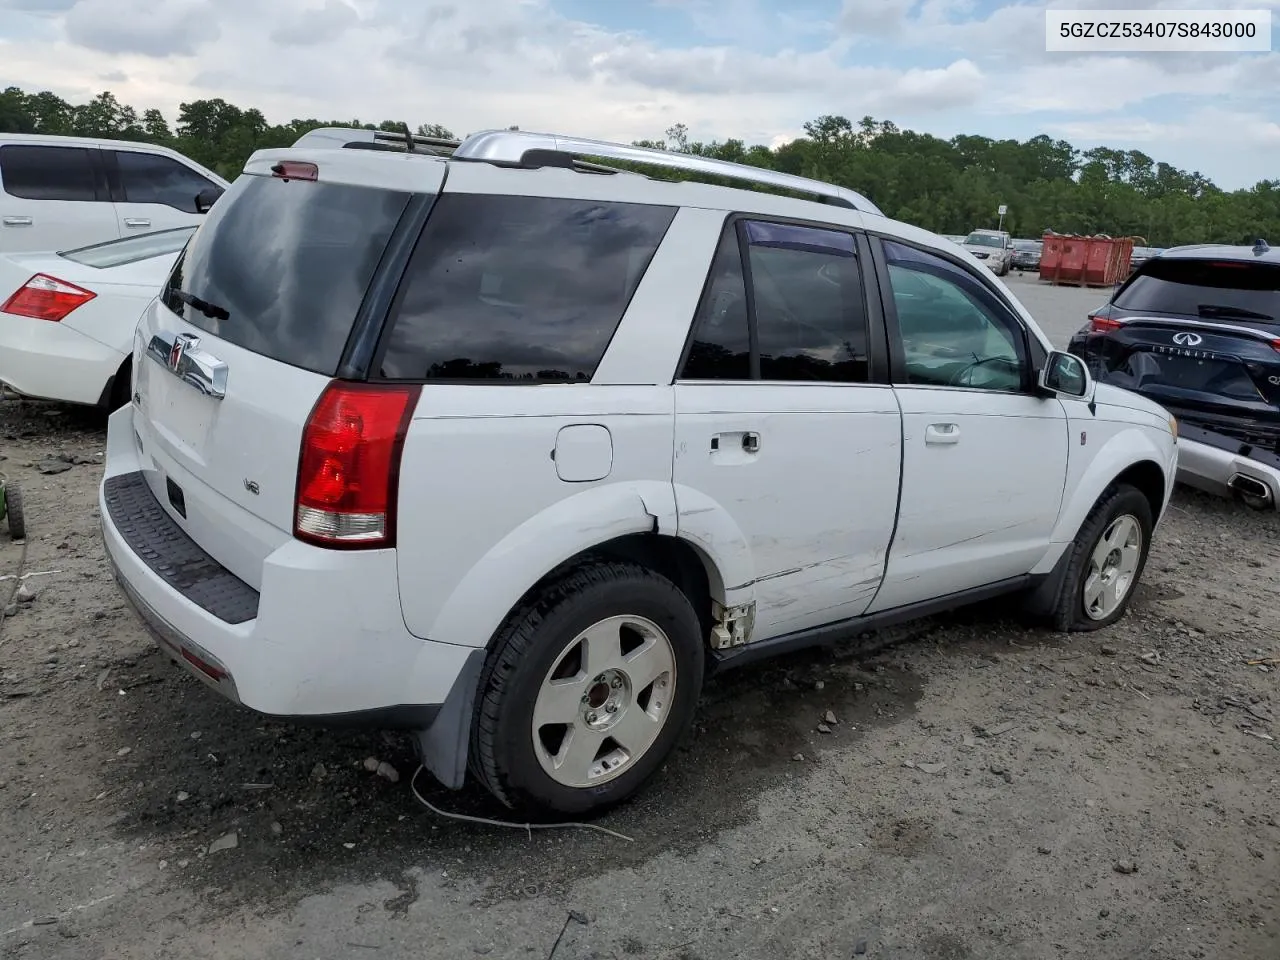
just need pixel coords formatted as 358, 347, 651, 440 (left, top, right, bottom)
1, 275, 1278, 958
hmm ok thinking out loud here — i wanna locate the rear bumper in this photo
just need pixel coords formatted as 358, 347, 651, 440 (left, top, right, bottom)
99, 402, 476, 722
1176, 425, 1280, 509
0, 312, 124, 406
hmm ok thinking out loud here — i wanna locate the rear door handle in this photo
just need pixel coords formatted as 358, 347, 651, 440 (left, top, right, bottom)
146, 330, 228, 399
123, 218, 152, 228
924, 423, 960, 445
2, 216, 33, 226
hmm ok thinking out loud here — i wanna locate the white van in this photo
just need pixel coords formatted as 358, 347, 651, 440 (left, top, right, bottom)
0, 133, 228, 253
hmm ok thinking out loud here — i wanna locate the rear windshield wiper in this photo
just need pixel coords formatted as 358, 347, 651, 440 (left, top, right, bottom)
172, 289, 230, 322
1197, 304, 1274, 322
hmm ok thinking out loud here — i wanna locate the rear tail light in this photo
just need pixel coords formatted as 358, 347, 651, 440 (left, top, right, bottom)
294, 381, 420, 549
1089, 314, 1123, 333
1271, 338, 1280, 353
0, 273, 96, 321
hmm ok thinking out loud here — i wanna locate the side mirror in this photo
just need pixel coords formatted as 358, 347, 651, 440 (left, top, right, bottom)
195, 186, 225, 214
1039, 350, 1093, 400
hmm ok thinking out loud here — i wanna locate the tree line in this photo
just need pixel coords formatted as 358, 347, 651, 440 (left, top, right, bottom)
2, 87, 1276, 248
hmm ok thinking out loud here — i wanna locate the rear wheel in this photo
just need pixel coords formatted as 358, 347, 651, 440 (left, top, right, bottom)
1047, 483, 1152, 631
4, 484, 25, 540
471, 561, 704, 815
108, 358, 132, 411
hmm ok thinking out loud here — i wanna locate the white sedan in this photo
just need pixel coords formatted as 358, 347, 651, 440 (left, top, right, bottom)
0, 226, 194, 408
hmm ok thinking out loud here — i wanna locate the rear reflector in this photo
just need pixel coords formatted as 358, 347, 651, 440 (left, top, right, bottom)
0, 273, 96, 321
294, 381, 420, 549
271, 161, 319, 181
181, 646, 228, 682
1089, 314, 1123, 332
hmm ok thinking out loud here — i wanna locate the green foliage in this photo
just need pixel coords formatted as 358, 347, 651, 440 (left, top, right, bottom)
0, 89, 1273, 246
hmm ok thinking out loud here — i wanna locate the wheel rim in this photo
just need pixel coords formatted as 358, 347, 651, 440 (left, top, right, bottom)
1082, 514, 1143, 621
531, 615, 677, 789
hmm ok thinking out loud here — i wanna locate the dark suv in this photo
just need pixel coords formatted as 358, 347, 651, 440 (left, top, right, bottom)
1069, 241, 1280, 509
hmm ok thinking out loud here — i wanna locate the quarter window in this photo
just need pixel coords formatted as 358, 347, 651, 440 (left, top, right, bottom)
115, 151, 217, 213
681, 219, 871, 383
378, 194, 675, 382
883, 240, 1026, 392
0, 145, 99, 202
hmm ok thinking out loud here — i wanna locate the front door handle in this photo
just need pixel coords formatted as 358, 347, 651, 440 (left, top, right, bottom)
742, 432, 761, 453
2, 216, 33, 226
924, 423, 960, 445
123, 218, 152, 228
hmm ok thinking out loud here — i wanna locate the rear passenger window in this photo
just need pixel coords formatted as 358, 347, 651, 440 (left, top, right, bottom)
681, 231, 751, 379
115, 151, 217, 213
681, 219, 870, 383
0, 145, 99, 202
377, 194, 676, 382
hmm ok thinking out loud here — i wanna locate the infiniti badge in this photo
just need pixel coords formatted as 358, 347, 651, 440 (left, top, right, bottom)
1171, 331, 1203, 347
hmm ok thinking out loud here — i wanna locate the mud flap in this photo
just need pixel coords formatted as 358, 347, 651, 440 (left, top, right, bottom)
1021, 547, 1073, 619
412, 648, 485, 790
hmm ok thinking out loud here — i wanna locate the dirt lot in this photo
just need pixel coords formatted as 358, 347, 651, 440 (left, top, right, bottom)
1, 388, 1278, 960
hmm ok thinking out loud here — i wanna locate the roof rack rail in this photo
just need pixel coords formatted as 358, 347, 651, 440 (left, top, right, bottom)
451, 130, 884, 216
371, 129, 461, 153
290, 127, 461, 156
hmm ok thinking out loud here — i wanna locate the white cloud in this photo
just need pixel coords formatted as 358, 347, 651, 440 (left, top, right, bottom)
270, 0, 360, 47
63, 0, 222, 56
0, 0, 1275, 188
1050, 108, 1280, 149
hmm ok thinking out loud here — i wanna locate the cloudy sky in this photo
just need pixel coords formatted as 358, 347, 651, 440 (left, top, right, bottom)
1, 0, 1277, 189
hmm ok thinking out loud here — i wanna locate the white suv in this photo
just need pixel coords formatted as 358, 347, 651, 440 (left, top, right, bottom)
100, 129, 1179, 815
0, 133, 227, 253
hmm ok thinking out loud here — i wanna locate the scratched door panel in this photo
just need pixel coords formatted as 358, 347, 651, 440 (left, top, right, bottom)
673, 381, 903, 640
867, 387, 1068, 613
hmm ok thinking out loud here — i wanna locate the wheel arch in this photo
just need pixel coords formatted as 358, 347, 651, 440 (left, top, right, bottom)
421, 482, 749, 651
1050, 428, 1171, 548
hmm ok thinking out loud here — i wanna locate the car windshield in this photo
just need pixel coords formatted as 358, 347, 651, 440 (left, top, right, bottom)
1013, 240, 1040, 251
1115, 258, 1280, 321
60, 227, 197, 268
965, 233, 1004, 248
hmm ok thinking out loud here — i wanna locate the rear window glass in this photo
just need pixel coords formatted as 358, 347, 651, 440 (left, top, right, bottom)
1115, 259, 1280, 321
61, 226, 196, 268
377, 194, 676, 382
161, 174, 410, 375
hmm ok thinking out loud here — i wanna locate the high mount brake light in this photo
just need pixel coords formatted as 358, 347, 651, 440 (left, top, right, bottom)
271, 161, 319, 181
294, 381, 420, 549
0, 273, 96, 321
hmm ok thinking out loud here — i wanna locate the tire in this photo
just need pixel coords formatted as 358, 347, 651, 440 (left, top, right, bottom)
1046, 483, 1152, 632
5, 484, 24, 541
108, 358, 132, 411
470, 560, 705, 816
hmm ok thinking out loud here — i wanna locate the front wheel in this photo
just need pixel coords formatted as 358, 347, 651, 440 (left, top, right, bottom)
1047, 483, 1153, 631
470, 561, 705, 815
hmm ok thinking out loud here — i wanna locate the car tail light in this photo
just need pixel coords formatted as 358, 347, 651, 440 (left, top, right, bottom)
294, 381, 420, 549
0, 273, 96, 321
1089, 314, 1123, 333
271, 161, 318, 181
1271, 337, 1280, 353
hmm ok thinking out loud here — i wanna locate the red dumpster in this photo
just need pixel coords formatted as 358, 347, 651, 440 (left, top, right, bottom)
1041, 234, 1140, 287
1040, 234, 1087, 284
1040, 234, 1063, 279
